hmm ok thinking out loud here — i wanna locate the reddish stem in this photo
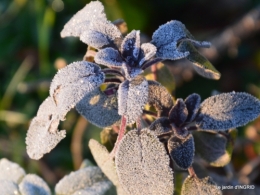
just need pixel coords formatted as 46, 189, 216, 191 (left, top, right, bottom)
109, 116, 127, 158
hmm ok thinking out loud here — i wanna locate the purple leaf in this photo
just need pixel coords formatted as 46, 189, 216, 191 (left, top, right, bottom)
168, 133, 194, 169
121, 30, 140, 66
184, 93, 201, 122
168, 98, 188, 126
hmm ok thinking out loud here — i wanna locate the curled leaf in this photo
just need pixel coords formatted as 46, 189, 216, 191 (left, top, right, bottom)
0, 158, 26, 183
50, 61, 105, 119
19, 174, 51, 195
55, 167, 108, 195
115, 129, 174, 195
178, 41, 220, 80
181, 176, 222, 195
195, 92, 260, 131
118, 76, 148, 124
193, 131, 235, 167
95, 48, 123, 67
0, 180, 20, 195
184, 93, 201, 122
80, 20, 122, 49
147, 80, 173, 117
61, 1, 106, 38
168, 133, 194, 169
76, 88, 121, 128
151, 20, 189, 60
26, 97, 66, 160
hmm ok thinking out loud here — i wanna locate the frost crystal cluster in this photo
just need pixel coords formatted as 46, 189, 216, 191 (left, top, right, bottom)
23, 1, 260, 195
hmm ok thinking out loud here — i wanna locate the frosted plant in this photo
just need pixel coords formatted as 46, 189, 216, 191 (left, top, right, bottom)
0, 158, 51, 195
150, 92, 260, 169
23, 1, 260, 195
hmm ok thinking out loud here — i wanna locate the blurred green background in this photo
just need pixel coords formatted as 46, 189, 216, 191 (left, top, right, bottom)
1, 0, 260, 190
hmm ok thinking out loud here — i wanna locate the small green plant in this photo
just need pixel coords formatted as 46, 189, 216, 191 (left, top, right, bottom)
2, 1, 259, 195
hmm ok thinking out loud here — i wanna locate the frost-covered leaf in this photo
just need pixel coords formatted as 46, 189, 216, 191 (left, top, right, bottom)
50, 61, 105, 119
89, 139, 118, 185
122, 63, 143, 79
61, 1, 106, 38
55, 167, 108, 195
72, 181, 115, 195
26, 97, 66, 160
169, 99, 188, 126
80, 20, 122, 49
151, 20, 190, 60
0, 158, 26, 183
168, 133, 194, 169
178, 41, 220, 80
193, 131, 234, 167
184, 93, 201, 122
89, 140, 126, 195
147, 80, 173, 117
95, 48, 123, 67
76, 88, 121, 128
118, 76, 148, 124
0, 180, 21, 195
121, 30, 140, 66
195, 92, 260, 130
181, 176, 222, 195
19, 174, 51, 195
139, 43, 157, 66
149, 117, 172, 136
115, 129, 174, 195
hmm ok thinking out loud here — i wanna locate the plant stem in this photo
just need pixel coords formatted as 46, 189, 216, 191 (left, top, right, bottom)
109, 116, 127, 157
188, 166, 197, 178
141, 58, 163, 70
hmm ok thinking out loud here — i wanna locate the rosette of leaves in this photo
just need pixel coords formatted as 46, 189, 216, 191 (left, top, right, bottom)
150, 92, 260, 169
0, 158, 51, 195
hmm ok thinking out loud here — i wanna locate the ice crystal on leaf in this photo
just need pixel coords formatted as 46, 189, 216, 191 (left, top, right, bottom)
181, 176, 222, 195
55, 166, 114, 195
19, 174, 51, 195
61, 1, 106, 38
50, 61, 105, 119
76, 88, 121, 128
195, 92, 260, 130
118, 76, 148, 124
0, 158, 51, 195
115, 129, 174, 195
0, 158, 26, 183
26, 97, 66, 160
